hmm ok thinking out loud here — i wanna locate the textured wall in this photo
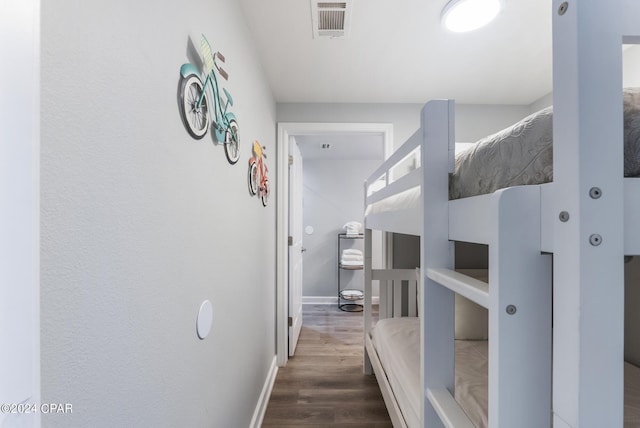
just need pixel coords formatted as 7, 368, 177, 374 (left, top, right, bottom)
41, 1, 276, 426
0, 1, 41, 427
302, 159, 381, 297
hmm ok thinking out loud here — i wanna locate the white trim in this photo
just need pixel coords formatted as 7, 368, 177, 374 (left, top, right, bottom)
249, 356, 278, 428
303, 296, 338, 305
276, 122, 393, 367
302, 296, 380, 305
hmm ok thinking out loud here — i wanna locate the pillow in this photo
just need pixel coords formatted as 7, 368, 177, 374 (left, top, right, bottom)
455, 294, 489, 340
454, 269, 489, 340
416, 268, 488, 340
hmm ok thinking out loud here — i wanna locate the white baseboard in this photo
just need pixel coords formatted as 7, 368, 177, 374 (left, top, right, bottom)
303, 296, 379, 305
249, 356, 278, 428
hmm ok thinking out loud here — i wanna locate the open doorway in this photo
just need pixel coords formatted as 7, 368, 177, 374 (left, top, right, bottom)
276, 122, 393, 366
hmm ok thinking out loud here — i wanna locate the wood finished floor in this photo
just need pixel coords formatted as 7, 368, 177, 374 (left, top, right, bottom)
262, 304, 392, 427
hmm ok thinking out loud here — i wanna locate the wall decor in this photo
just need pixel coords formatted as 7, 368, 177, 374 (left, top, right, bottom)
248, 140, 270, 206
179, 34, 240, 164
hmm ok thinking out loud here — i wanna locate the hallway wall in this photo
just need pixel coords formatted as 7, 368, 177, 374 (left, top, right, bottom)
40, 1, 276, 426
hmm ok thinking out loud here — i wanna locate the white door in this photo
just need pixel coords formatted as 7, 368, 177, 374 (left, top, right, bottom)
288, 141, 304, 357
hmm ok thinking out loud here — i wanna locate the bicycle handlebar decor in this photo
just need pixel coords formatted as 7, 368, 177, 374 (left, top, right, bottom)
178, 34, 240, 165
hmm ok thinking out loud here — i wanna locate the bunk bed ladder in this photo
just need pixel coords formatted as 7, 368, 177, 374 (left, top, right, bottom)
422, 100, 552, 427
421, 99, 459, 427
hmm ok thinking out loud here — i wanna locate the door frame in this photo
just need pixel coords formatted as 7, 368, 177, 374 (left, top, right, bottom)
276, 122, 393, 366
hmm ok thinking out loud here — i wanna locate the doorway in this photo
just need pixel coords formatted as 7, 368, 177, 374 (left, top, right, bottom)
276, 122, 393, 366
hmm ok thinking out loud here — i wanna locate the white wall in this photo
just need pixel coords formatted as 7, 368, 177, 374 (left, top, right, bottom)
302, 158, 380, 298
1, 1, 40, 427
625, 45, 640, 87
529, 93, 553, 113
277, 103, 531, 148
41, 1, 276, 427
529, 45, 640, 113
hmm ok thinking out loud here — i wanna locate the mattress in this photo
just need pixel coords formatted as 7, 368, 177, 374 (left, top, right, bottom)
371, 317, 640, 428
366, 88, 640, 214
365, 186, 420, 216
370, 317, 488, 428
371, 317, 421, 427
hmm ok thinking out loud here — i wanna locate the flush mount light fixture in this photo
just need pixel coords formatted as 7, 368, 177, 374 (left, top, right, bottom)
441, 0, 503, 33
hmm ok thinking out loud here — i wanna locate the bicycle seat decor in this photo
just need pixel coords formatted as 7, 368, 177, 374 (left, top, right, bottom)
178, 34, 240, 165
248, 140, 270, 207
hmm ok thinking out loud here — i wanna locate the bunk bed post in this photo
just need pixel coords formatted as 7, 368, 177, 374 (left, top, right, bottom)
421, 99, 455, 427
489, 187, 552, 427
552, 1, 625, 427
364, 227, 373, 375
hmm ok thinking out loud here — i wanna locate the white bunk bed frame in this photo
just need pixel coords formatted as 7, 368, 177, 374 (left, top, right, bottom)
363, 1, 640, 427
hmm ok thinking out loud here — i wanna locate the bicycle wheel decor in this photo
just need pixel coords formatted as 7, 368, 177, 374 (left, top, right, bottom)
224, 119, 240, 164
261, 180, 270, 207
248, 161, 259, 196
179, 75, 209, 140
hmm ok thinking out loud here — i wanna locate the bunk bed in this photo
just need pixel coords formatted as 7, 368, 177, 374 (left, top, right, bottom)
362, 2, 640, 427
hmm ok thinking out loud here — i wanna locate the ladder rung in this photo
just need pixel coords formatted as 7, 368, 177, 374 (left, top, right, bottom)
426, 268, 489, 309
427, 387, 475, 428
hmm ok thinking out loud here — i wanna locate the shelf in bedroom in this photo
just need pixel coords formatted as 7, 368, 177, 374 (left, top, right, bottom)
340, 289, 364, 301
339, 264, 364, 270
338, 233, 364, 239
338, 232, 364, 312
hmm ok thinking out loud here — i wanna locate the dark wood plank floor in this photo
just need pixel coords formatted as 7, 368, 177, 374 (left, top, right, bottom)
262, 304, 392, 427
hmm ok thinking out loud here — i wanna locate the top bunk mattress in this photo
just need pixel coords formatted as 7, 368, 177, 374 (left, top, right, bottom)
366, 88, 640, 216
452, 88, 640, 198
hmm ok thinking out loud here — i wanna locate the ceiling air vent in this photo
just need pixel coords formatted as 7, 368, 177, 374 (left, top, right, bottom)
311, 1, 352, 39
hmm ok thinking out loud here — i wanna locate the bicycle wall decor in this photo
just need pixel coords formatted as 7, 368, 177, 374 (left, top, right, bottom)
248, 140, 270, 207
179, 34, 240, 165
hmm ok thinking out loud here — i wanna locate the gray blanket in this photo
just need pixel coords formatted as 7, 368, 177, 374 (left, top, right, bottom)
450, 88, 640, 199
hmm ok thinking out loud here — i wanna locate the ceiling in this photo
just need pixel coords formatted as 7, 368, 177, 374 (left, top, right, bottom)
239, 0, 553, 105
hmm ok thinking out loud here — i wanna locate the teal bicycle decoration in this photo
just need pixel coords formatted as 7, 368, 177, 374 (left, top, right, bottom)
179, 34, 240, 164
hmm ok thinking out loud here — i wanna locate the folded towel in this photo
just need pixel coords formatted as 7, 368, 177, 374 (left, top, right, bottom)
343, 221, 362, 235
341, 254, 363, 262
341, 260, 364, 267
342, 249, 362, 256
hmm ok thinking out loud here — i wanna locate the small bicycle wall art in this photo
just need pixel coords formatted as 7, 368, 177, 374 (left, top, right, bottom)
179, 34, 240, 164
248, 140, 270, 207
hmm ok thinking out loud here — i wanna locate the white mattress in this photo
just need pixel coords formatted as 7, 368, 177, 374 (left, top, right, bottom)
365, 186, 420, 216
371, 317, 640, 428
370, 317, 488, 428
370, 317, 421, 428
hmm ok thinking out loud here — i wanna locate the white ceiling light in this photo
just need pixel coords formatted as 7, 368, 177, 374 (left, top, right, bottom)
441, 0, 503, 33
